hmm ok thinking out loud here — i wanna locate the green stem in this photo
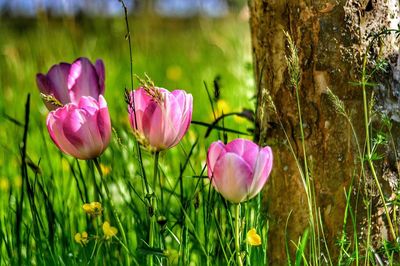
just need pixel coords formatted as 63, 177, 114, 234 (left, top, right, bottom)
148, 152, 160, 266
235, 203, 243, 266
155, 152, 163, 211
93, 158, 130, 266
245, 203, 249, 266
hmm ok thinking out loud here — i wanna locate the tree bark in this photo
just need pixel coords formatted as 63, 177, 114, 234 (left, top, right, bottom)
249, 0, 399, 263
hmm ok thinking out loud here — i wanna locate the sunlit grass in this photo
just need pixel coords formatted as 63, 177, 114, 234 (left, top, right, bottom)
0, 14, 260, 265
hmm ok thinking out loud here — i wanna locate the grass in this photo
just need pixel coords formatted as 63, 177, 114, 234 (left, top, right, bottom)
0, 13, 264, 265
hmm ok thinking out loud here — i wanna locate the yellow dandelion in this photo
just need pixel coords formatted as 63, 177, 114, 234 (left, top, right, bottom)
102, 221, 118, 240
246, 228, 262, 246
74, 231, 89, 246
0, 178, 9, 191
100, 164, 111, 176
82, 202, 103, 217
210, 99, 231, 121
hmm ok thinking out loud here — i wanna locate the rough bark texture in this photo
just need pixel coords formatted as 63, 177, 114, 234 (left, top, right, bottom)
249, 0, 399, 263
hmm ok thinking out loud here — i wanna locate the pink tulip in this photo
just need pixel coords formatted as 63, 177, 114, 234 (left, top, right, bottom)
36, 57, 105, 110
128, 87, 193, 151
46, 95, 111, 160
207, 139, 273, 203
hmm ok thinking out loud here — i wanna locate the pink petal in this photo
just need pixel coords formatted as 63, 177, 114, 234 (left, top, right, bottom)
46, 105, 81, 158
212, 153, 253, 203
158, 91, 184, 148
207, 141, 226, 178
37, 63, 71, 108
95, 59, 105, 95
96, 95, 111, 146
247, 146, 273, 199
171, 92, 193, 146
37, 74, 57, 110
225, 138, 259, 170
133, 88, 153, 112
171, 90, 187, 108
129, 88, 151, 130
68, 57, 101, 103
142, 101, 165, 148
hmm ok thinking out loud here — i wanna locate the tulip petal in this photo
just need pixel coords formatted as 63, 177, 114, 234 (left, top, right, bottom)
133, 88, 152, 113
171, 90, 187, 109
207, 141, 226, 178
68, 58, 101, 103
140, 100, 164, 147
96, 95, 111, 146
247, 146, 273, 199
95, 59, 105, 95
47, 106, 82, 158
225, 138, 259, 170
212, 153, 253, 203
171, 93, 193, 147
37, 74, 56, 110
130, 88, 151, 131
37, 63, 71, 109
160, 92, 183, 148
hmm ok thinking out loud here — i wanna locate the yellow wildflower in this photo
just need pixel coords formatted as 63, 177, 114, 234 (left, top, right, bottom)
74, 231, 89, 246
82, 202, 103, 217
246, 228, 262, 246
100, 164, 111, 176
0, 178, 9, 191
102, 221, 118, 240
209, 99, 231, 121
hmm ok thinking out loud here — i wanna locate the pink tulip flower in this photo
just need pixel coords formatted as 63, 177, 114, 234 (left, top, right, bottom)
128, 87, 193, 151
46, 95, 111, 160
207, 139, 273, 203
36, 57, 105, 110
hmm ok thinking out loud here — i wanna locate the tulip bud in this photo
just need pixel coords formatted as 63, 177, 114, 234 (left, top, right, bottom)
46, 96, 111, 160
128, 87, 193, 151
207, 138, 273, 203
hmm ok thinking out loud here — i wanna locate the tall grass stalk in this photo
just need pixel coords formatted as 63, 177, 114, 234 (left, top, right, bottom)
360, 34, 396, 240
118, 1, 159, 264
284, 31, 324, 265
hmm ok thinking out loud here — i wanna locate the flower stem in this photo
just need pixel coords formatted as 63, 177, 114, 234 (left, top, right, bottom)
155, 152, 164, 212
93, 158, 130, 266
149, 151, 160, 266
235, 203, 243, 266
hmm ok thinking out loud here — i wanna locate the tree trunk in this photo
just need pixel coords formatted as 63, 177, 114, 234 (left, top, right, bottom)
249, 0, 399, 263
